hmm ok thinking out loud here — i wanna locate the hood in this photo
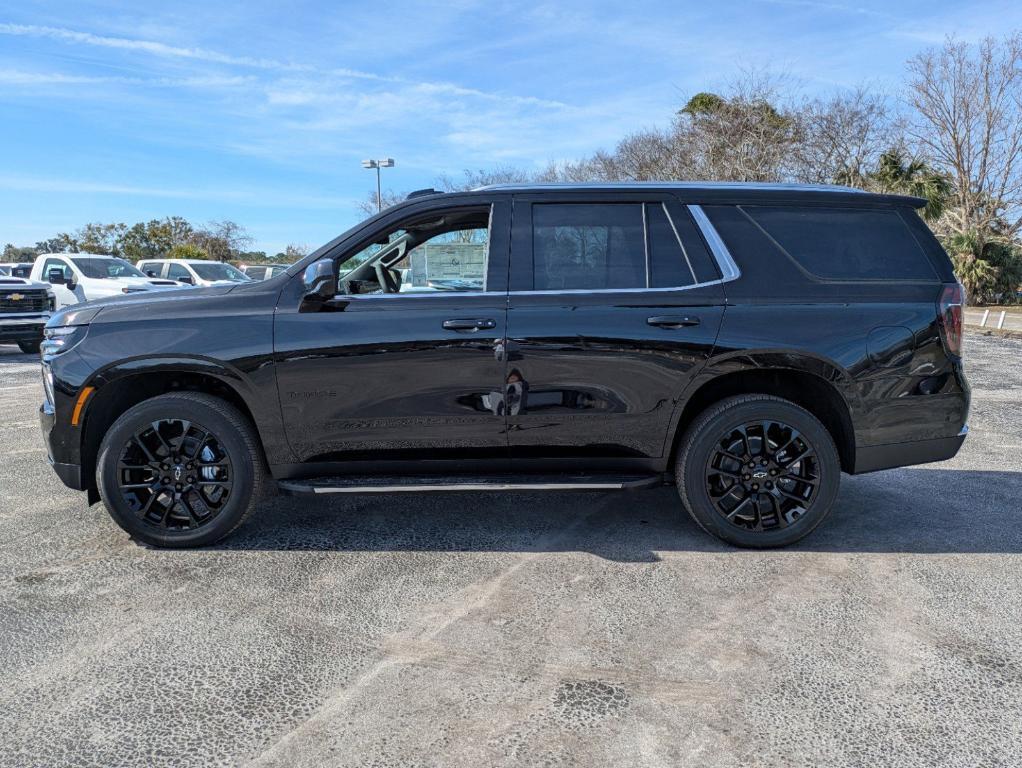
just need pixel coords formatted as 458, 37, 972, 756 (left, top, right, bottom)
47, 283, 238, 327
112, 276, 183, 290
0, 276, 53, 292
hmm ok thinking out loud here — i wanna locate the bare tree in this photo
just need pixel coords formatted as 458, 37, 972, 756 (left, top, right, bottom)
907, 34, 1022, 242
190, 220, 253, 262
793, 87, 897, 186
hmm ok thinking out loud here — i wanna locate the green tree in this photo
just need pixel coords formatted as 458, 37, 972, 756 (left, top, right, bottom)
861, 149, 951, 222
119, 217, 195, 262
75, 222, 127, 256
947, 232, 1000, 303
166, 243, 208, 260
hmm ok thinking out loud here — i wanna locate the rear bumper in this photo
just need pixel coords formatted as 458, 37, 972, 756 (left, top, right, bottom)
852, 425, 968, 474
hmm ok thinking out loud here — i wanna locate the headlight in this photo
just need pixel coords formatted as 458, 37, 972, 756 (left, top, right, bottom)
41, 325, 90, 357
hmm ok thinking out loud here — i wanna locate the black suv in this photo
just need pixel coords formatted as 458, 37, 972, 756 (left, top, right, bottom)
39, 183, 969, 548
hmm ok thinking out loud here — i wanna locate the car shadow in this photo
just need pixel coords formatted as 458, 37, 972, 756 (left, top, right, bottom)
214, 468, 1022, 560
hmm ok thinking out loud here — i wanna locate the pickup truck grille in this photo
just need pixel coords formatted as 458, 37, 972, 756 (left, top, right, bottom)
0, 290, 49, 313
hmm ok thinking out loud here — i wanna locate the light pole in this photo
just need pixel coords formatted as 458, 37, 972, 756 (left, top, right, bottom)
361, 158, 395, 213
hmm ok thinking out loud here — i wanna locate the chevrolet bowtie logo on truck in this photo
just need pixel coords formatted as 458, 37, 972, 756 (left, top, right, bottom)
8, 293, 24, 301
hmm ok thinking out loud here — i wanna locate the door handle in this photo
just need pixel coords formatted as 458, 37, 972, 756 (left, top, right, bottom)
442, 318, 497, 332
647, 315, 700, 329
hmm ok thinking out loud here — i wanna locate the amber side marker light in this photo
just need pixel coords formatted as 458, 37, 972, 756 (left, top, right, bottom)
71, 386, 95, 427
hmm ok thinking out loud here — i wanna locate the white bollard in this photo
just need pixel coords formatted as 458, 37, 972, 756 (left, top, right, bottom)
980, 309, 990, 327
997, 311, 1007, 330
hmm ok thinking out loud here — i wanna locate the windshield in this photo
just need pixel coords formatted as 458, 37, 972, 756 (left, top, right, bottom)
0, 266, 9, 276
72, 257, 146, 279
189, 262, 250, 282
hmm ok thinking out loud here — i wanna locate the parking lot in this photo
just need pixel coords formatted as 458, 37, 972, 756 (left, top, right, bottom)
1, 332, 1020, 767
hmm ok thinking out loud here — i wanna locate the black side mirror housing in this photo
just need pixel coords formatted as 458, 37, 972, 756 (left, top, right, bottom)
145, 270, 157, 277
302, 258, 338, 302
47, 267, 67, 285
179, 275, 195, 285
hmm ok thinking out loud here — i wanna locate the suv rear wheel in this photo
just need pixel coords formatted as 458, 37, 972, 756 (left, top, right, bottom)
97, 392, 265, 547
676, 395, 840, 548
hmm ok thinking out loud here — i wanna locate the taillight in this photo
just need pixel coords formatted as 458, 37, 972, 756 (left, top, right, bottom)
937, 282, 964, 357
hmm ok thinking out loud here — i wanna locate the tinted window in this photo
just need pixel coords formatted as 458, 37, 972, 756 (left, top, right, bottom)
43, 258, 72, 281
646, 204, 695, 288
533, 204, 645, 290
167, 263, 191, 280
71, 257, 145, 279
191, 262, 249, 281
246, 266, 266, 280
742, 206, 937, 281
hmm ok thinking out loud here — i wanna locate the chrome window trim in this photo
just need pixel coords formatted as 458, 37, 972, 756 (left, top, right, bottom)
641, 203, 650, 288
687, 205, 741, 282
661, 203, 698, 285
336, 204, 740, 300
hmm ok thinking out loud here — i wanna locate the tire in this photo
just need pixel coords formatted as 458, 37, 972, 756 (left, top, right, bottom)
97, 392, 266, 548
17, 339, 41, 354
676, 395, 840, 548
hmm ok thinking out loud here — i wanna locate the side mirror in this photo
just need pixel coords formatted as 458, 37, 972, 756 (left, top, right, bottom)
144, 269, 157, 277
179, 275, 195, 285
302, 258, 338, 301
47, 267, 67, 285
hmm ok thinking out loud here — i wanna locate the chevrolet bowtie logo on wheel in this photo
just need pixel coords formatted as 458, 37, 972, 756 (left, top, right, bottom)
8, 293, 24, 301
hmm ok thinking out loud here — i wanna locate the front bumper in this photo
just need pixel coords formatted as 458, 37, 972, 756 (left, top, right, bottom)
40, 402, 87, 490
852, 425, 969, 474
0, 315, 48, 342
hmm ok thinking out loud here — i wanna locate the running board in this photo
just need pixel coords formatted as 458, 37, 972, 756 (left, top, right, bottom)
278, 474, 663, 495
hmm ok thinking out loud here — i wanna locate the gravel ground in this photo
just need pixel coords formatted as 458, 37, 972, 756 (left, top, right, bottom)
1, 332, 1020, 767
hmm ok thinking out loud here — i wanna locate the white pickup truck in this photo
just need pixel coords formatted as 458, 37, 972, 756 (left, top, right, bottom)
0, 275, 55, 353
30, 253, 186, 309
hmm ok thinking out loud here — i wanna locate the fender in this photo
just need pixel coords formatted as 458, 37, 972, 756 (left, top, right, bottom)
76, 354, 294, 469
661, 347, 859, 462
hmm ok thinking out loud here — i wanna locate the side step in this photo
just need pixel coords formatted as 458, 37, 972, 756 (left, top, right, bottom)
278, 474, 663, 496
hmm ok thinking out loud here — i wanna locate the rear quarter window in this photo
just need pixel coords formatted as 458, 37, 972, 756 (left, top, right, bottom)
741, 206, 939, 281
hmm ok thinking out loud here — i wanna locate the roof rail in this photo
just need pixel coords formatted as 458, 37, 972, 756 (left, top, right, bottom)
406, 188, 442, 200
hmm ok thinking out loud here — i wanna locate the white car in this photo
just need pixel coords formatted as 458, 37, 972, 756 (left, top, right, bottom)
30, 254, 185, 309
138, 258, 252, 288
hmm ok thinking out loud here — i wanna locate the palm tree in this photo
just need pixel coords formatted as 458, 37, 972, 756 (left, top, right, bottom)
864, 149, 951, 222
947, 232, 999, 303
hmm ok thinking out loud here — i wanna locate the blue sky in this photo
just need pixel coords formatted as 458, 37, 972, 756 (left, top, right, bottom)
2, 0, 1021, 255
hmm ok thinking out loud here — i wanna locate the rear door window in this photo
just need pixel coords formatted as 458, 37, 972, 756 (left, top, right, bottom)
741, 206, 938, 281
532, 204, 646, 291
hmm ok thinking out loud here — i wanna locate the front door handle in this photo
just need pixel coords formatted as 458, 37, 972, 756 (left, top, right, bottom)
647, 315, 700, 329
442, 318, 496, 332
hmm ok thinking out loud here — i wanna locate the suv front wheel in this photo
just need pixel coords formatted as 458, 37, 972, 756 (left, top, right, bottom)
676, 395, 840, 548
97, 392, 265, 547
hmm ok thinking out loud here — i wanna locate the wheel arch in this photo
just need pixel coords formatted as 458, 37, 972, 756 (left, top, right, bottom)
669, 361, 857, 473
78, 358, 269, 493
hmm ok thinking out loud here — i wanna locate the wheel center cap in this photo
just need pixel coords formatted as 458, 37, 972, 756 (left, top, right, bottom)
173, 465, 183, 482
752, 470, 769, 479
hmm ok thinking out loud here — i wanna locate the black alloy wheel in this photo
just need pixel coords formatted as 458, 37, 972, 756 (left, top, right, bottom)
97, 392, 264, 547
704, 420, 819, 532
676, 395, 840, 548
116, 419, 233, 531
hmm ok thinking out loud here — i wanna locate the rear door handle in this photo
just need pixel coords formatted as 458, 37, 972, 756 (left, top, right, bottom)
647, 315, 700, 329
442, 318, 496, 332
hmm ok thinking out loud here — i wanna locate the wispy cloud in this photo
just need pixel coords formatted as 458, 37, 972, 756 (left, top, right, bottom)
0, 23, 568, 109
0, 68, 252, 88
0, 174, 357, 209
